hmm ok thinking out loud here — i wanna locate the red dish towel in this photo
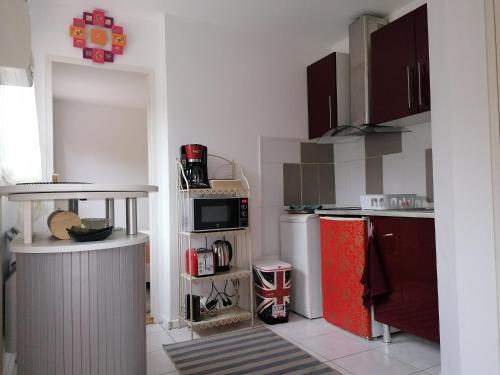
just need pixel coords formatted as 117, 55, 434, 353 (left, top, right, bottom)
361, 235, 390, 308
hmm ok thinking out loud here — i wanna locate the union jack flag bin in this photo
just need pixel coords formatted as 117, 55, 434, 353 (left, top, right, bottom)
253, 260, 292, 324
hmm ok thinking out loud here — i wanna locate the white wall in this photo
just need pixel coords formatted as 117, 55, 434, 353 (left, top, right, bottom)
53, 99, 149, 229
29, 1, 170, 323
165, 14, 331, 319
428, 0, 500, 373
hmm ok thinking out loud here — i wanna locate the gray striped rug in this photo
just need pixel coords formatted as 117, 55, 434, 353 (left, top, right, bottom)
163, 326, 341, 375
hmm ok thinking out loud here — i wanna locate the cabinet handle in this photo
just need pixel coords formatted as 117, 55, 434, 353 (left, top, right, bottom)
406, 66, 411, 110
328, 95, 332, 129
417, 62, 423, 107
382, 233, 394, 237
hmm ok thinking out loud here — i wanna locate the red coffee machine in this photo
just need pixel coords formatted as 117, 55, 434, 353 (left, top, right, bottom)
180, 144, 209, 188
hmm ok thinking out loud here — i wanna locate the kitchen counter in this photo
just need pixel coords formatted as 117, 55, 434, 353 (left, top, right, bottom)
2, 183, 157, 375
315, 208, 434, 219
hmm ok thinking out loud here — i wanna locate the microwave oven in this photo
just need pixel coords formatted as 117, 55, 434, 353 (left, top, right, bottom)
185, 197, 249, 232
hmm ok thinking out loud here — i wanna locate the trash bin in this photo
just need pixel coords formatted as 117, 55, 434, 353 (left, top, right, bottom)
253, 260, 292, 324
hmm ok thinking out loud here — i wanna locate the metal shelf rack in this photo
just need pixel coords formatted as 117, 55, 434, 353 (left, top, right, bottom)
175, 154, 254, 338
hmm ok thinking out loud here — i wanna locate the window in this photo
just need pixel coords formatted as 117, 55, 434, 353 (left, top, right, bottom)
0, 84, 41, 184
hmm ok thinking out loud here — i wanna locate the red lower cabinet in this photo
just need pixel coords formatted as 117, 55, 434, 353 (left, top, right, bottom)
372, 217, 440, 343
320, 217, 373, 338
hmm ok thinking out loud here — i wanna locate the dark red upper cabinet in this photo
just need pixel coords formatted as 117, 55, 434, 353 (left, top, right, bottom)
371, 4, 430, 124
414, 4, 431, 112
307, 53, 336, 139
307, 52, 349, 139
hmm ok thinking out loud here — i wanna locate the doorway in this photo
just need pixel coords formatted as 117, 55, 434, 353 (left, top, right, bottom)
51, 61, 154, 319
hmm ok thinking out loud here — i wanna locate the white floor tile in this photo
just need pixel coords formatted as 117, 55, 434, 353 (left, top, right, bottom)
326, 360, 354, 375
376, 333, 440, 370
145, 313, 440, 375
291, 340, 329, 362
147, 324, 166, 335
268, 316, 337, 342
334, 349, 420, 375
147, 350, 177, 375
421, 365, 441, 375
147, 331, 175, 353
287, 312, 308, 322
315, 318, 386, 349
299, 331, 373, 361
167, 326, 200, 342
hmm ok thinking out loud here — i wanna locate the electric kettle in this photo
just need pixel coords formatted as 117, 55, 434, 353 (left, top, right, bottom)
212, 239, 233, 272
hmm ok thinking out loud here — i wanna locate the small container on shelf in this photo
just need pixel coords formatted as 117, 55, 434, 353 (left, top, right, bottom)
360, 194, 417, 210
253, 260, 292, 324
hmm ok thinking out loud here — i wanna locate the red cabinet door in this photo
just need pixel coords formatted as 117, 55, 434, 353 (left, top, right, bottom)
307, 53, 337, 139
371, 12, 417, 124
414, 4, 431, 112
372, 217, 440, 343
320, 217, 372, 338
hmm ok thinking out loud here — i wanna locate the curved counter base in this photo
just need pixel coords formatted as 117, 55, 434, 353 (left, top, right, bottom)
10, 231, 149, 253
16, 243, 146, 375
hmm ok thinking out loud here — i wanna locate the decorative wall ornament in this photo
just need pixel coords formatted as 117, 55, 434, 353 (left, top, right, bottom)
69, 8, 127, 64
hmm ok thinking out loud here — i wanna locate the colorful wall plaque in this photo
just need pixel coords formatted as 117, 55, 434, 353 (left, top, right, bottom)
69, 9, 126, 64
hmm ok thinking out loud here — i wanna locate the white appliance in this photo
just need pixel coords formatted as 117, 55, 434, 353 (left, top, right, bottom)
280, 213, 322, 319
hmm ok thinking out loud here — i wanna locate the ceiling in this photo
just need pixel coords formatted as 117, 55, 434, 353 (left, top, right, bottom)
52, 62, 148, 108
160, 0, 415, 45
55, 0, 416, 46
51, 0, 416, 106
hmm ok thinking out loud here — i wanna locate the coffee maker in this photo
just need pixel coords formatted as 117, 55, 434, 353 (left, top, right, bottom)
180, 144, 209, 188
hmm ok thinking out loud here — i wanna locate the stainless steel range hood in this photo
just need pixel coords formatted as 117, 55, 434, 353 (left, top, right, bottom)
319, 15, 412, 143
349, 15, 386, 126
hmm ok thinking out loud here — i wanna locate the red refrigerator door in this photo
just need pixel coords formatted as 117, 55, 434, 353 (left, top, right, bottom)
320, 217, 372, 338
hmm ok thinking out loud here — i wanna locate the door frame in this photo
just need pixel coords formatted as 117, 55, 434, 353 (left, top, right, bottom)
43, 54, 161, 319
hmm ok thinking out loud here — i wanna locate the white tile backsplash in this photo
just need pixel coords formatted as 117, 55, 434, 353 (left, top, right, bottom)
383, 150, 427, 198
382, 153, 405, 194
261, 162, 284, 206
334, 161, 351, 205
261, 205, 284, 256
258, 124, 431, 260
349, 159, 366, 204
259, 136, 303, 259
334, 138, 366, 163
260, 137, 302, 164
334, 159, 366, 206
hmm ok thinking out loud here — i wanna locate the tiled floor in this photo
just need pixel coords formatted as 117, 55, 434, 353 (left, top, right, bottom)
147, 313, 441, 375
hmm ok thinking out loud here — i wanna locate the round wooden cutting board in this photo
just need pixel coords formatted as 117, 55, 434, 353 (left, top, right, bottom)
47, 211, 81, 240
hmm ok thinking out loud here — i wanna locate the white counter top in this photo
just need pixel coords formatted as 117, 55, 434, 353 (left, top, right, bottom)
10, 229, 149, 253
315, 208, 434, 219
1, 183, 158, 245
0, 183, 158, 200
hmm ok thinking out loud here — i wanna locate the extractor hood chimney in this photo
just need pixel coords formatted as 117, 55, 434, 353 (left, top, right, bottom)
349, 15, 387, 126
318, 15, 410, 144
